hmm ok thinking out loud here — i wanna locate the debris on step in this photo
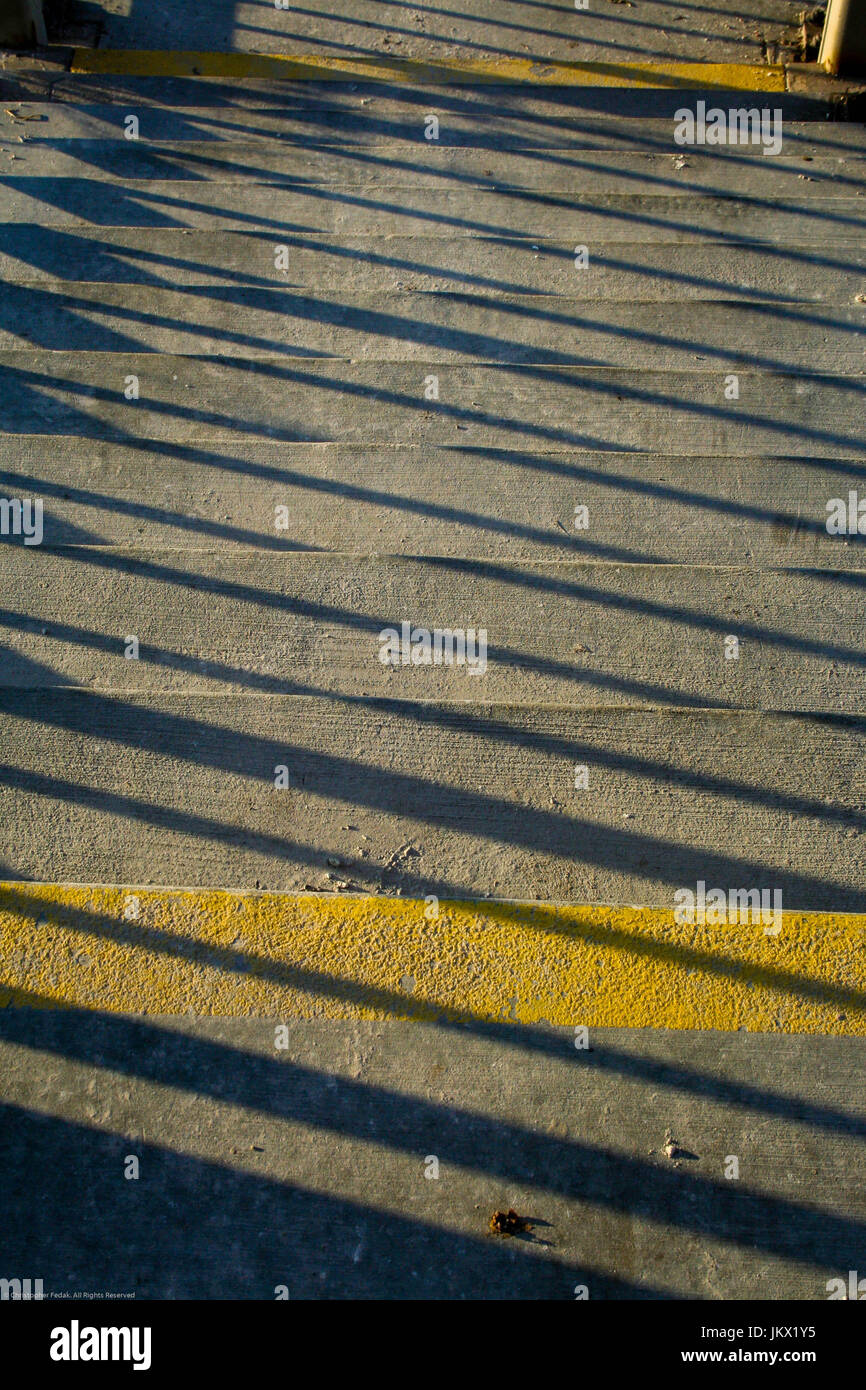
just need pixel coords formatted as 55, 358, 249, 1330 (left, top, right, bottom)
382, 842, 421, 873
325, 872, 351, 888
659, 1127, 699, 1163
489, 1208, 533, 1237
663, 1128, 681, 1160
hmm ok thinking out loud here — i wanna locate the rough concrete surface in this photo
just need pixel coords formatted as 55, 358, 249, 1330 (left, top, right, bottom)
2, 1017, 865, 1300
1, 0, 865, 1305
88, 0, 814, 67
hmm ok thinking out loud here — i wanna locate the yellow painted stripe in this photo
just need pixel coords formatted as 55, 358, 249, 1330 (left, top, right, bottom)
0, 884, 863, 1033
69, 50, 787, 91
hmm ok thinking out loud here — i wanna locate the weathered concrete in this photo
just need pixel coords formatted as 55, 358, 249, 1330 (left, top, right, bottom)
91, 0, 817, 65
2, 286, 864, 367
7, 106, 863, 148
5, 144, 865, 194
1, 180, 861, 237
1, 1015, 864, 1299
0, 693, 863, 908
0, 438, 862, 566
2, 234, 866, 304
43, 76, 839, 119
2, 9, 864, 1304
2, 355, 862, 456
92, 0, 806, 66
0, 551, 863, 714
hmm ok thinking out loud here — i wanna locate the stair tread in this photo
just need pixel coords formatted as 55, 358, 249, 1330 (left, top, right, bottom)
1, 356, 862, 455
0, 691, 862, 909
2, 183, 861, 235
7, 108, 866, 149
0, 439, 861, 563
0, 548, 862, 713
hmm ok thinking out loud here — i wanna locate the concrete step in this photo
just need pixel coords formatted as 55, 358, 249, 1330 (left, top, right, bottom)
6, 108, 863, 150
88, 0, 794, 64
3, 1013, 865, 1298
2, 230, 866, 299
0, 550, 862, 713
43, 76, 837, 121
4, 0, 865, 1313
0, 691, 862, 908
3, 286, 864, 366
4, 144, 863, 196
1, 886, 862, 1034
1, 357, 862, 455
1, 439, 863, 565
2, 181, 860, 237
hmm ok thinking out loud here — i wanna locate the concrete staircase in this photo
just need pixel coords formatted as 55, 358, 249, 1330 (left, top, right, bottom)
1, 44, 866, 1298
1, 82, 866, 902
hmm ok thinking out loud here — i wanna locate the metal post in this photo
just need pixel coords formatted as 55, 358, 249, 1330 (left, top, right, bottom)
819, 0, 866, 74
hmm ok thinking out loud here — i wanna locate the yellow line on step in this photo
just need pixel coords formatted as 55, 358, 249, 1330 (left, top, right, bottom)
69, 51, 787, 90
1, 884, 862, 1033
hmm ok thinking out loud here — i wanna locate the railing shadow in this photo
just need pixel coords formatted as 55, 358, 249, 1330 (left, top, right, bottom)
1, 993, 864, 1295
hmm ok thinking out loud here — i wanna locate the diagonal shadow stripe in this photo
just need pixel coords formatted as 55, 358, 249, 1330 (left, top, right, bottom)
0, 1099, 640, 1298
0, 687, 864, 909
0, 999, 863, 1274
1, 885, 863, 1046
